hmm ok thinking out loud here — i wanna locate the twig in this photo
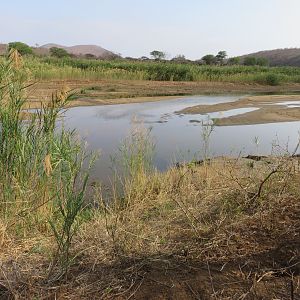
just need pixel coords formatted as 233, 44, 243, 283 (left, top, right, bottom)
185, 281, 201, 299
126, 276, 145, 300
290, 278, 294, 300
207, 261, 217, 299
250, 140, 300, 202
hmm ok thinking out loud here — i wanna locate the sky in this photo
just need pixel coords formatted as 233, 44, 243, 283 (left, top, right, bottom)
1, 0, 300, 59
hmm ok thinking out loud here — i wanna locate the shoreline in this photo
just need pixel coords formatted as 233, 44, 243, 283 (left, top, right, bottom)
24, 80, 300, 125
179, 94, 300, 125
24, 79, 300, 109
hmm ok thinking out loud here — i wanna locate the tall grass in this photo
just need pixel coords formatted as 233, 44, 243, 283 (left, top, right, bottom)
20, 56, 300, 84
0, 51, 91, 276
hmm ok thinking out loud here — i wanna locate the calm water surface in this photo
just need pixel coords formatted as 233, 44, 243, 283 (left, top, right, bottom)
62, 95, 300, 184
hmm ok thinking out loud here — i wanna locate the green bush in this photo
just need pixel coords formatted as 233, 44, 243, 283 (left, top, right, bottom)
8, 42, 33, 56
50, 47, 70, 58
265, 74, 281, 86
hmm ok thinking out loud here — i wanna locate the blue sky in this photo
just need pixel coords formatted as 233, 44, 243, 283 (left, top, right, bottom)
1, 0, 299, 59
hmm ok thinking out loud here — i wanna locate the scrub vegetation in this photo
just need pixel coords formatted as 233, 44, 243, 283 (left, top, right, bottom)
0, 47, 297, 85
23, 56, 300, 85
0, 51, 299, 299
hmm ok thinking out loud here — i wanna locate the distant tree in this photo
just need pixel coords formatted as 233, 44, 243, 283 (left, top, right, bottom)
8, 42, 33, 56
49, 47, 70, 58
256, 57, 269, 66
243, 56, 257, 66
125, 57, 136, 61
194, 59, 205, 65
228, 57, 241, 65
140, 56, 150, 61
171, 54, 186, 62
150, 50, 166, 60
216, 51, 227, 64
243, 56, 269, 66
102, 52, 120, 60
202, 54, 216, 65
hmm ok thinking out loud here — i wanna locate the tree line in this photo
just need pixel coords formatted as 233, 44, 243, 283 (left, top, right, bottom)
6, 42, 269, 66
149, 50, 269, 66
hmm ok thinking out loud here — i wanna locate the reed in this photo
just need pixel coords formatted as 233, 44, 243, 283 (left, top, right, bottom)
22, 56, 300, 84
0, 51, 91, 276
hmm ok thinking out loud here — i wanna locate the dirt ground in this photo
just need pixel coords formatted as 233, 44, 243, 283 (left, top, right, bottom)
25, 79, 300, 109
24, 80, 300, 125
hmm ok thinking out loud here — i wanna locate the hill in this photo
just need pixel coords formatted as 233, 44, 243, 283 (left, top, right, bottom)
40, 43, 117, 59
239, 48, 300, 66
0, 43, 118, 59
0, 44, 7, 55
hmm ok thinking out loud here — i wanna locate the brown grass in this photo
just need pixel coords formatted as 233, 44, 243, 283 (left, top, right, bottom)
0, 156, 299, 299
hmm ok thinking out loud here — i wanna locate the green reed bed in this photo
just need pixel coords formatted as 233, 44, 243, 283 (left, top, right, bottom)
23, 56, 300, 85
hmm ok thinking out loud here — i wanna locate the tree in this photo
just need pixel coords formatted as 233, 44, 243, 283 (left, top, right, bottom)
216, 51, 227, 64
243, 56, 257, 66
171, 54, 186, 62
256, 57, 269, 66
8, 42, 33, 56
228, 57, 241, 65
243, 56, 269, 66
201, 54, 216, 65
49, 47, 70, 58
150, 50, 166, 60
139, 56, 150, 61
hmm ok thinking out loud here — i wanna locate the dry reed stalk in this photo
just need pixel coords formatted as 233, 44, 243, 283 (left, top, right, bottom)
43, 154, 52, 177
9, 49, 23, 69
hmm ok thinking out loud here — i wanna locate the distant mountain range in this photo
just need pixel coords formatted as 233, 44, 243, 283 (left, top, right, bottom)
0, 43, 118, 59
238, 48, 300, 67
1, 43, 300, 66
0, 44, 7, 55
39, 43, 117, 58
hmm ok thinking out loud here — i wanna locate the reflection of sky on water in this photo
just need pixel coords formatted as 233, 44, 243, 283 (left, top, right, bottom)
61, 95, 300, 185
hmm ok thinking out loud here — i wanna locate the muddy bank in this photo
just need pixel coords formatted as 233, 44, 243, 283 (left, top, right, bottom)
180, 94, 300, 125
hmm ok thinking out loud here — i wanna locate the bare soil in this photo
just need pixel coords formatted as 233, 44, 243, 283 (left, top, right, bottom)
24, 79, 300, 109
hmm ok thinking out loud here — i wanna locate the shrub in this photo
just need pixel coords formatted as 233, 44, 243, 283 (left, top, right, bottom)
244, 56, 257, 66
254, 73, 281, 85
50, 47, 70, 58
8, 42, 33, 56
265, 74, 281, 86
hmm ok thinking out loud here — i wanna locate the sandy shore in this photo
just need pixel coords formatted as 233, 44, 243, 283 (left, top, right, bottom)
179, 95, 300, 125
23, 80, 300, 125
24, 79, 300, 109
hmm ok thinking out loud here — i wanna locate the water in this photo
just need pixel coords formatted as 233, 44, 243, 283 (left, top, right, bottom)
61, 95, 300, 185
275, 101, 300, 108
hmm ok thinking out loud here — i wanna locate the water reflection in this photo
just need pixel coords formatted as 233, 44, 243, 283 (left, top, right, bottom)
62, 95, 300, 185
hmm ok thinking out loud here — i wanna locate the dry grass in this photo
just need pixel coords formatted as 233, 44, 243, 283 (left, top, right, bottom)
0, 53, 299, 299
1, 156, 299, 299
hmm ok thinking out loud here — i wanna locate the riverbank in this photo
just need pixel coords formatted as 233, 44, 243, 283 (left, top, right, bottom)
180, 94, 300, 125
1, 156, 299, 299
24, 79, 300, 109
2, 54, 299, 300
